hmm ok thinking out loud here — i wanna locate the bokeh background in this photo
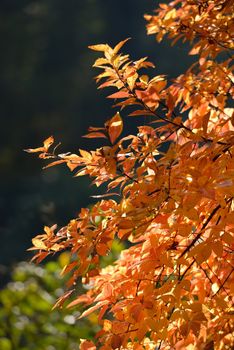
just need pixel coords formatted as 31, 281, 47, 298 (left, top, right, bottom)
0, 1, 195, 348
0, 0, 194, 270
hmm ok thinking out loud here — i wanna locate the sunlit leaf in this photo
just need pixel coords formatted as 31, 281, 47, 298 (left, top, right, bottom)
106, 112, 123, 144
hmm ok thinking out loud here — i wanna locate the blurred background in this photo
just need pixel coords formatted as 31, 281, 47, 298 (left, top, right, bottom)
0, 0, 193, 348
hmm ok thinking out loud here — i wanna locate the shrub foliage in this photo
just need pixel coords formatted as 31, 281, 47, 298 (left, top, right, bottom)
27, 1, 234, 349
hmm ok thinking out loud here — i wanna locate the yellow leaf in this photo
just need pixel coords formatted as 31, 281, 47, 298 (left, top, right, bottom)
113, 38, 131, 54
79, 149, 92, 160
127, 72, 138, 91
103, 319, 112, 332
50, 243, 61, 252
88, 44, 109, 52
32, 238, 47, 250
43, 136, 54, 151
58, 252, 70, 267
164, 8, 176, 21
93, 57, 109, 67
211, 283, 219, 294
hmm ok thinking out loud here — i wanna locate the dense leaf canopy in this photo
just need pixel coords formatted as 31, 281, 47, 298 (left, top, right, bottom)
27, 1, 234, 349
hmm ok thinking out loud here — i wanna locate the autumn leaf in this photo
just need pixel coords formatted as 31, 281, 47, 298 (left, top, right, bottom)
25, 136, 54, 154
80, 339, 96, 350
107, 91, 129, 99
105, 112, 123, 144
113, 38, 131, 54
83, 132, 107, 139
79, 300, 110, 319
31, 238, 47, 250
88, 44, 110, 52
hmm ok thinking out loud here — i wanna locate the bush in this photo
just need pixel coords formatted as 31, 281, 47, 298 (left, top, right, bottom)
0, 256, 98, 349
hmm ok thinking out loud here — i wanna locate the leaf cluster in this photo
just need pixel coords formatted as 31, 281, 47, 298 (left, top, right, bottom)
26, 1, 234, 349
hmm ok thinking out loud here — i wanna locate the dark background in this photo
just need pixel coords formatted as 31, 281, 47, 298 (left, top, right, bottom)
0, 0, 193, 273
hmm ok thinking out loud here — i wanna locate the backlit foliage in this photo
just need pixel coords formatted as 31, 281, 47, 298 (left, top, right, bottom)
26, 1, 234, 349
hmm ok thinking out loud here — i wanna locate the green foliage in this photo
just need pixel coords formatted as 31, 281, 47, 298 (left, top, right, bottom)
0, 257, 99, 350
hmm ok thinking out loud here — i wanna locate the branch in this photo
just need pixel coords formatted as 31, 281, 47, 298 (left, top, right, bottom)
212, 267, 234, 298
179, 204, 221, 259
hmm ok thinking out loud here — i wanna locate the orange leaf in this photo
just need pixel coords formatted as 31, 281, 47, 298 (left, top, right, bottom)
88, 44, 110, 52
79, 300, 110, 319
52, 289, 75, 310
94, 283, 113, 302
24, 146, 46, 153
113, 38, 131, 54
111, 335, 122, 349
112, 321, 129, 335
211, 241, 223, 257
43, 159, 66, 169
83, 132, 107, 139
67, 294, 92, 309
43, 136, 54, 150
196, 244, 212, 265
107, 91, 129, 99
80, 339, 96, 350
25, 136, 54, 153
129, 110, 154, 117
96, 243, 109, 256
106, 112, 123, 144
61, 261, 77, 276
